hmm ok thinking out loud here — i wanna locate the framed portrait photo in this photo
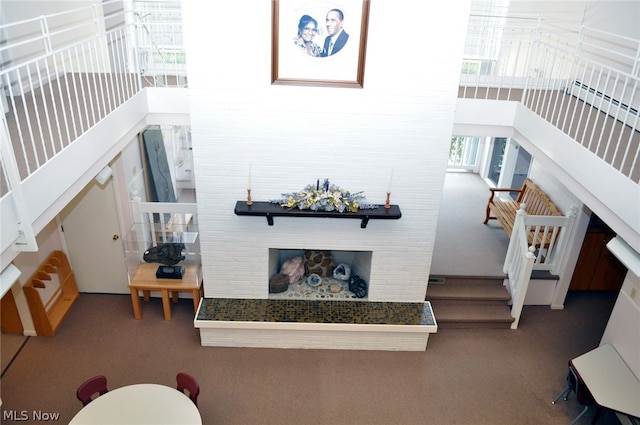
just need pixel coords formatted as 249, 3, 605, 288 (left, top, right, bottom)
271, 0, 370, 88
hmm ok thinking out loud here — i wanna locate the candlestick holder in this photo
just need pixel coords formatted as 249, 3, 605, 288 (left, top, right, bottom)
246, 188, 253, 206
384, 192, 391, 209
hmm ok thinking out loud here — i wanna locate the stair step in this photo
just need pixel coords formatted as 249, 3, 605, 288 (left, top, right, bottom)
429, 298, 509, 307
432, 304, 514, 329
427, 283, 511, 302
428, 275, 513, 329
429, 275, 506, 283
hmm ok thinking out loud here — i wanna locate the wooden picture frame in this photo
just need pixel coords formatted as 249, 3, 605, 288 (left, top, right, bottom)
271, 0, 370, 88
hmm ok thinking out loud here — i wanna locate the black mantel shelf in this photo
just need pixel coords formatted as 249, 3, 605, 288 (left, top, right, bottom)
234, 201, 401, 228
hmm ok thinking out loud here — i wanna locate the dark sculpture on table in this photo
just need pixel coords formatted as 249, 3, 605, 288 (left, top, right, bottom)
144, 243, 186, 279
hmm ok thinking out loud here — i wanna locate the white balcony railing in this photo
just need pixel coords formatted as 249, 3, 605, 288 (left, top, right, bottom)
460, 14, 639, 182
1, 0, 186, 197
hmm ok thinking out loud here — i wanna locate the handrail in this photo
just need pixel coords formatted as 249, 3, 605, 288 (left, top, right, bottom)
520, 207, 577, 273
504, 208, 537, 329
129, 197, 198, 262
500, 204, 576, 328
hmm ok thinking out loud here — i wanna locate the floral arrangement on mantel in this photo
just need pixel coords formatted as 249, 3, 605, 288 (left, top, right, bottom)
272, 179, 377, 213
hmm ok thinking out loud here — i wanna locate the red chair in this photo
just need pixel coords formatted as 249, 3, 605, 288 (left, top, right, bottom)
176, 372, 200, 406
76, 375, 109, 406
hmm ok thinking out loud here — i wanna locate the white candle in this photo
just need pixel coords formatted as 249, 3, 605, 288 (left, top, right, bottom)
248, 166, 252, 190
387, 169, 394, 192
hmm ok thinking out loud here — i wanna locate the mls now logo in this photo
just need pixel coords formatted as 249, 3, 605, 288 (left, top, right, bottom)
3, 410, 60, 421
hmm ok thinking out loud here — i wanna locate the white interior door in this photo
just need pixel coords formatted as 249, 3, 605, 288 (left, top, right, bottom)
60, 177, 129, 293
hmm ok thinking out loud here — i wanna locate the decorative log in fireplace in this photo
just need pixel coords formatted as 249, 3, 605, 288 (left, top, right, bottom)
234, 201, 401, 228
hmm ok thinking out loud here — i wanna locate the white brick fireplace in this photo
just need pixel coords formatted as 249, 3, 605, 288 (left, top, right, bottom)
183, 0, 471, 349
200, 202, 437, 302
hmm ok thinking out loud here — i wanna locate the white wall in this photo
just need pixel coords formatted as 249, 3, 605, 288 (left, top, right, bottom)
601, 272, 640, 378
503, 1, 640, 40
183, 0, 472, 302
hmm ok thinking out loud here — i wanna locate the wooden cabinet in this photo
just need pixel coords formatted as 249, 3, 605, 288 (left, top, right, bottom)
23, 251, 79, 336
1, 289, 24, 334
569, 217, 627, 291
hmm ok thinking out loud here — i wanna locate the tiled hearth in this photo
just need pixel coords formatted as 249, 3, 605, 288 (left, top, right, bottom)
197, 298, 435, 324
194, 298, 438, 351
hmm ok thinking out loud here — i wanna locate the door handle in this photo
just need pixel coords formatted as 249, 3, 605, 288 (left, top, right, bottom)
113, 234, 120, 240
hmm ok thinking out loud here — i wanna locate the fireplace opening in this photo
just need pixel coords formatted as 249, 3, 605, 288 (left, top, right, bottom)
268, 249, 372, 300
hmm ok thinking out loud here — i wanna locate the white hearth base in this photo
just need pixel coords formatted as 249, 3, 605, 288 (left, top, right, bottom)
195, 322, 436, 351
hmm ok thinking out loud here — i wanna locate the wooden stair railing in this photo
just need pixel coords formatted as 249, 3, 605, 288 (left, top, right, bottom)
23, 250, 79, 336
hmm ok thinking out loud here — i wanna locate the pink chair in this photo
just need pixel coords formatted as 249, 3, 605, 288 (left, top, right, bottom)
76, 375, 109, 406
176, 372, 200, 406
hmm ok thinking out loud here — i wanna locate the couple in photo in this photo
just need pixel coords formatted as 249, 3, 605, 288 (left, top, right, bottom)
293, 9, 348, 57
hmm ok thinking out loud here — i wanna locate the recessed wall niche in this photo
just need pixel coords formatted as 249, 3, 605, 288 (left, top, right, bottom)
268, 249, 372, 300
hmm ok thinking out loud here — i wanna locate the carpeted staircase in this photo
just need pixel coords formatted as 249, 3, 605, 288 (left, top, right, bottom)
427, 276, 515, 329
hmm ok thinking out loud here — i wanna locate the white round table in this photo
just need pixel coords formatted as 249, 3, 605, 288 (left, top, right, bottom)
69, 383, 202, 424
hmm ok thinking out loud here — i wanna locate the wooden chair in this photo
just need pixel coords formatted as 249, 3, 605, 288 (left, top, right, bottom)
176, 372, 200, 406
76, 375, 109, 406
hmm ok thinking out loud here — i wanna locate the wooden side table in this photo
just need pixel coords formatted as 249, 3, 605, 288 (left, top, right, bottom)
128, 263, 202, 320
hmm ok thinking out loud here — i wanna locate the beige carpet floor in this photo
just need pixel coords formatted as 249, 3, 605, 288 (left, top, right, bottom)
431, 171, 510, 277
0, 290, 621, 425
1, 333, 27, 374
